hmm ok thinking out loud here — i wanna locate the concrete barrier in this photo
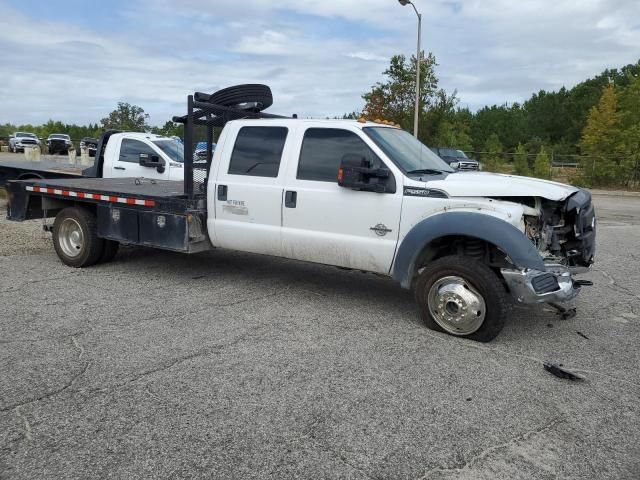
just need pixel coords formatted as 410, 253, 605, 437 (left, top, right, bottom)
68, 148, 77, 164
24, 146, 41, 162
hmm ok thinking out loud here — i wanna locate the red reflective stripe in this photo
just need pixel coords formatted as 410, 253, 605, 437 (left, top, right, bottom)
27, 186, 155, 207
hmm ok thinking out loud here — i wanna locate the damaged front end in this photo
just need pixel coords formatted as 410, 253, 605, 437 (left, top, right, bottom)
501, 189, 596, 304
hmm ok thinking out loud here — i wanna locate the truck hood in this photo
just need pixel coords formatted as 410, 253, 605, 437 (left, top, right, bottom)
411, 171, 579, 201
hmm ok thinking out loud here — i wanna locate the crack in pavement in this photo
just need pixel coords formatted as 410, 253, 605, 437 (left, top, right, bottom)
87, 324, 265, 396
0, 331, 87, 345
0, 335, 91, 413
71, 335, 84, 361
14, 406, 32, 443
595, 268, 640, 301
418, 417, 565, 479
290, 415, 377, 480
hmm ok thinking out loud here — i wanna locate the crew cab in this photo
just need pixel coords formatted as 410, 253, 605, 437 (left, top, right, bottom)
9, 132, 41, 153
0, 131, 185, 187
6, 86, 595, 342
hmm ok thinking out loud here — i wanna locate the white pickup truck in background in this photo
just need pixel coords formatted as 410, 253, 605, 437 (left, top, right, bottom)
6, 85, 596, 342
0, 131, 185, 186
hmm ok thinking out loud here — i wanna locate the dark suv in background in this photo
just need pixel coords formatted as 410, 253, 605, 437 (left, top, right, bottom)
430, 147, 479, 171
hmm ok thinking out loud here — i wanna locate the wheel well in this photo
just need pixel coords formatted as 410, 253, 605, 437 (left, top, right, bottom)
412, 235, 513, 285
18, 173, 44, 180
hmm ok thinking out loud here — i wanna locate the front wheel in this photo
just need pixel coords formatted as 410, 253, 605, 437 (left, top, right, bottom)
52, 207, 104, 267
414, 255, 510, 342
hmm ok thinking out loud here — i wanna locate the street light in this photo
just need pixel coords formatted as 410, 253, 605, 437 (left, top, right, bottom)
398, 0, 422, 138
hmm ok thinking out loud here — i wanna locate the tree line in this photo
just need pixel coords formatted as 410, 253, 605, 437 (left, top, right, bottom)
360, 54, 640, 187
2, 56, 638, 187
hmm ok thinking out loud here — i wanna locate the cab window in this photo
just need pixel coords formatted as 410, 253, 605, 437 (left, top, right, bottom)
119, 139, 158, 163
297, 128, 382, 182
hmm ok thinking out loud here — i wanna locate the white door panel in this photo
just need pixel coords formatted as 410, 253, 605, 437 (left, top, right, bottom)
281, 126, 403, 274
213, 182, 284, 256
211, 124, 291, 255
281, 182, 401, 273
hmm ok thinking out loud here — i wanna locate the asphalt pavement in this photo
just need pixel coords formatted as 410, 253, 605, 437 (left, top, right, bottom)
1, 194, 639, 479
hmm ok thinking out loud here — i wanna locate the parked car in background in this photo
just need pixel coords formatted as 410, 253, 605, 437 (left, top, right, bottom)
9, 132, 41, 153
46, 134, 72, 154
80, 137, 99, 157
194, 141, 216, 162
430, 147, 479, 171
0, 131, 185, 187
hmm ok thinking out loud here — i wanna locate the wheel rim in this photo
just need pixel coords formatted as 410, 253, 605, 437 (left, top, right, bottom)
58, 218, 84, 258
427, 275, 486, 335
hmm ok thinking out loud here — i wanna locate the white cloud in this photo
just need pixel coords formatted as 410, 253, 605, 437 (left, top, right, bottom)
0, 0, 638, 125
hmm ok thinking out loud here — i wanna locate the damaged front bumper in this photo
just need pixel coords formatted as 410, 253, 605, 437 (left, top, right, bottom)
501, 264, 584, 304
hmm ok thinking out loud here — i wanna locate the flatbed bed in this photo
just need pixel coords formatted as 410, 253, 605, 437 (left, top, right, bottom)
7, 177, 209, 253
0, 159, 85, 186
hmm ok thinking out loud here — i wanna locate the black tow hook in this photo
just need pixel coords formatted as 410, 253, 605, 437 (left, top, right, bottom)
573, 279, 594, 287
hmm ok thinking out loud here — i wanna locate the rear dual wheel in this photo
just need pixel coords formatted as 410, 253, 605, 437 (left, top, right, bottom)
52, 207, 118, 267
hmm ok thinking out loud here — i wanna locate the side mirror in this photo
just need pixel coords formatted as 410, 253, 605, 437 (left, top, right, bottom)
337, 154, 394, 193
139, 153, 166, 173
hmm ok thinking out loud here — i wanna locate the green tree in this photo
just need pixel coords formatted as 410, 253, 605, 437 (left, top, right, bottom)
430, 119, 473, 151
362, 52, 442, 136
101, 102, 149, 131
533, 146, 551, 179
481, 133, 503, 172
513, 143, 530, 176
579, 84, 622, 186
151, 120, 183, 138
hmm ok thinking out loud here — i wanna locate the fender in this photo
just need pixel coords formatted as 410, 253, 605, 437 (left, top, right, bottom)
392, 211, 545, 289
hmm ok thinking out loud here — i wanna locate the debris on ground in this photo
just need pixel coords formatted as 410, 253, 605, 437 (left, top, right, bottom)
576, 331, 590, 340
547, 302, 577, 320
543, 362, 584, 381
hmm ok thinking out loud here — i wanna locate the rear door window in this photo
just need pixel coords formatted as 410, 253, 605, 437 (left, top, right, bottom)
228, 127, 288, 178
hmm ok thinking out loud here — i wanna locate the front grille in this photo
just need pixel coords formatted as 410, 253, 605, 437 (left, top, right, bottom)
531, 273, 559, 294
458, 162, 478, 171
21, 139, 37, 145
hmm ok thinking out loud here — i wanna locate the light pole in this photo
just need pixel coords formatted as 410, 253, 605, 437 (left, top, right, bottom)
398, 0, 421, 138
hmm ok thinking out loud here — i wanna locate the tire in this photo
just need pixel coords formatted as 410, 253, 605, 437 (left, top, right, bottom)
99, 240, 119, 263
52, 207, 104, 268
209, 84, 273, 110
414, 255, 510, 342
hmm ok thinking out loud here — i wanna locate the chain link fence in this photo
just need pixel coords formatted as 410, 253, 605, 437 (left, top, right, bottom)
463, 151, 640, 190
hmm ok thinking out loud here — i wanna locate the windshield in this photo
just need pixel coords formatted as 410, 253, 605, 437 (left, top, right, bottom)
50, 134, 69, 140
363, 127, 454, 174
153, 139, 185, 163
17, 132, 36, 138
439, 148, 467, 159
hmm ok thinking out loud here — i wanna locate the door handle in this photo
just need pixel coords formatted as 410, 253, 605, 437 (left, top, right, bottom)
217, 184, 227, 201
285, 190, 297, 208
114, 166, 126, 171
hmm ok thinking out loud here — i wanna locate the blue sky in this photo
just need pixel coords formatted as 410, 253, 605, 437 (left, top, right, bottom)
1, 0, 639, 126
